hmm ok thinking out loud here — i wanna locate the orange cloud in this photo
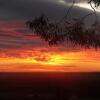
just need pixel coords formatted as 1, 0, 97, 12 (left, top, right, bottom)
0, 48, 100, 72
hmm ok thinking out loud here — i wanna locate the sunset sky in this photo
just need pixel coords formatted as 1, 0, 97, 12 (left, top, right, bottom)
0, 0, 100, 72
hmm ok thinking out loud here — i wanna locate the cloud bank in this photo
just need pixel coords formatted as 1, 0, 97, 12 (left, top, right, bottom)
0, 0, 99, 20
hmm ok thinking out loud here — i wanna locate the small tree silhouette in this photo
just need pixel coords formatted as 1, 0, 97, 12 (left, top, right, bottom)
26, 0, 100, 49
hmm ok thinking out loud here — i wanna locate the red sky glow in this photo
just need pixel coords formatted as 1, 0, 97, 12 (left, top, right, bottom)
0, 21, 100, 72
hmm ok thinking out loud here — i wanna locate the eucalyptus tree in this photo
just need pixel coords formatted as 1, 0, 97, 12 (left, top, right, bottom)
26, 0, 100, 49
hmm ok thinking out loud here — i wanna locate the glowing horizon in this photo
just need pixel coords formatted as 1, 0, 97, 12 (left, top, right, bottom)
1, 49, 100, 72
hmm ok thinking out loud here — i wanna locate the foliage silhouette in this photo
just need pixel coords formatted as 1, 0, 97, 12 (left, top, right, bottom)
88, 0, 100, 7
26, 0, 100, 49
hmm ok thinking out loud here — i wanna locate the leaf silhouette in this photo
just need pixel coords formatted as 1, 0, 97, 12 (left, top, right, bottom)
26, 1, 100, 49
26, 15, 100, 49
88, 0, 100, 7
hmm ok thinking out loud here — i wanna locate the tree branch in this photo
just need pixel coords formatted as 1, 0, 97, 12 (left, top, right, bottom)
89, 1, 98, 23
57, 0, 75, 24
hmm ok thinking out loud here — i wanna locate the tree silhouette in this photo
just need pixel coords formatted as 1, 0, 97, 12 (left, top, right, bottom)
26, 0, 100, 49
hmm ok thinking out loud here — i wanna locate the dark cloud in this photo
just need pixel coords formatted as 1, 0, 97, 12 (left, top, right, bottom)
0, 39, 46, 50
15, 29, 32, 34
0, 0, 100, 20
0, 33, 22, 39
0, 24, 47, 50
34, 57, 49, 62
0, 0, 67, 20
0, 43, 20, 49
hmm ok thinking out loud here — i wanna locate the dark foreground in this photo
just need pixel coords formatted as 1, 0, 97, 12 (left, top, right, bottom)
0, 72, 100, 100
